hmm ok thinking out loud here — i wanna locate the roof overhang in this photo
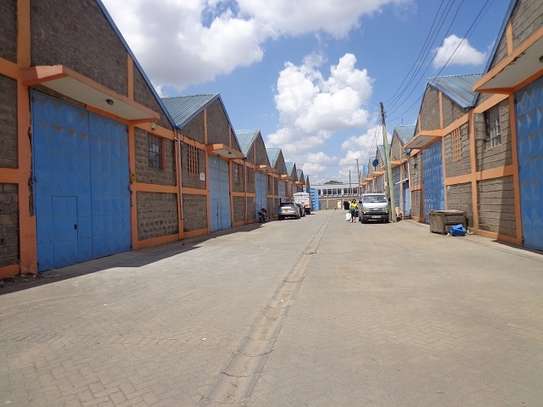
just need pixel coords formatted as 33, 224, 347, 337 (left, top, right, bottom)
258, 164, 273, 173
207, 144, 244, 159
474, 28, 543, 93
24, 65, 159, 122
404, 130, 442, 150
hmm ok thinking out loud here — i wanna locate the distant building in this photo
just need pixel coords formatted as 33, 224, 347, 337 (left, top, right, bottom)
312, 181, 361, 210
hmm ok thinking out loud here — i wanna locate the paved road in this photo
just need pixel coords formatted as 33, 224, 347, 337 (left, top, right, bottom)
2, 211, 543, 406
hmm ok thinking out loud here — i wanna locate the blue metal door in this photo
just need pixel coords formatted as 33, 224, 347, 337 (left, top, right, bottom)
208, 156, 231, 232
423, 141, 444, 223
51, 196, 79, 268
403, 182, 411, 217
516, 77, 543, 250
32, 91, 130, 271
88, 111, 131, 258
255, 172, 267, 215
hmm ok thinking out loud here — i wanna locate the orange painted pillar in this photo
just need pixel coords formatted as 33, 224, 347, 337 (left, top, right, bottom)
18, 0, 37, 274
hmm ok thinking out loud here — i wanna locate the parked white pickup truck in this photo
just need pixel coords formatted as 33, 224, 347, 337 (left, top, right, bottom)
293, 192, 311, 215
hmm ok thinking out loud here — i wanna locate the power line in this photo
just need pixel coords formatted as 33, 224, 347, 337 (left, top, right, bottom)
385, 0, 454, 107
388, 0, 492, 124
388, 0, 466, 113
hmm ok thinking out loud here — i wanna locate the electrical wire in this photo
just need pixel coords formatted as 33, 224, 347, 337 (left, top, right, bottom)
387, 0, 492, 124
385, 0, 454, 107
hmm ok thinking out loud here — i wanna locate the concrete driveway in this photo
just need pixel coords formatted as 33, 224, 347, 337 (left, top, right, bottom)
1, 211, 543, 406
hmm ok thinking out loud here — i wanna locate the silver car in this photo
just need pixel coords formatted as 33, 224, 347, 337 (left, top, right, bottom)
279, 202, 301, 220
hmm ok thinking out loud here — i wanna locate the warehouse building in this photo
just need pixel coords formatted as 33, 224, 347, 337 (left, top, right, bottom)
296, 169, 305, 192
473, 0, 543, 250
406, 74, 480, 224
285, 162, 298, 199
403, 0, 543, 251
235, 130, 272, 224
390, 125, 416, 218
162, 94, 244, 235
0, 0, 183, 276
267, 148, 289, 204
0, 0, 313, 279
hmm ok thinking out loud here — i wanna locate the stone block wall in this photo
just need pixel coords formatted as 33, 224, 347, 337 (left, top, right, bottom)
420, 87, 440, 130
182, 111, 205, 144
135, 129, 176, 185
182, 194, 207, 232
206, 100, 230, 145
0, 0, 17, 63
233, 196, 246, 224
477, 176, 516, 236
136, 192, 178, 240
0, 184, 18, 267
0, 75, 17, 168
31, 0, 128, 96
444, 123, 471, 177
446, 183, 473, 226
475, 101, 512, 171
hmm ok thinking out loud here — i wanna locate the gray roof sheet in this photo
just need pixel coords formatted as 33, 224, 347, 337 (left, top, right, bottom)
161, 94, 217, 128
428, 74, 481, 109
235, 130, 259, 156
285, 161, 296, 176
266, 148, 281, 167
394, 125, 416, 143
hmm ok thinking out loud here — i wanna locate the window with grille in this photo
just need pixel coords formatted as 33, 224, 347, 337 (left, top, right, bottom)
187, 145, 199, 175
451, 128, 461, 162
485, 106, 502, 148
148, 135, 162, 169
233, 163, 243, 184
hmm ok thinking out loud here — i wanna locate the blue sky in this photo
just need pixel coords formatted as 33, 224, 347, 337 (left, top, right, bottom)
104, 0, 511, 182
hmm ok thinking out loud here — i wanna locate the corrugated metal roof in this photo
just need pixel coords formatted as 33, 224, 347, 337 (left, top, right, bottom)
394, 125, 416, 144
161, 94, 217, 128
285, 161, 295, 176
428, 74, 481, 109
266, 148, 281, 167
235, 130, 259, 156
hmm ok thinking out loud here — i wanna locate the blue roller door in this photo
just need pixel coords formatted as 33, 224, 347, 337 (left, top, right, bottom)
516, 77, 543, 250
423, 141, 444, 223
209, 156, 231, 232
32, 91, 130, 271
255, 172, 268, 215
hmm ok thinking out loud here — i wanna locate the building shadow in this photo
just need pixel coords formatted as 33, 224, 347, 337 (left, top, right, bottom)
0, 223, 262, 295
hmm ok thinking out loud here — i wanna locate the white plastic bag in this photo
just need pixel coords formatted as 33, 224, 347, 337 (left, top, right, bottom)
345, 212, 351, 221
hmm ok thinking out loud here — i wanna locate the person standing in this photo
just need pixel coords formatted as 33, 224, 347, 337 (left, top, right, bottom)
349, 199, 358, 223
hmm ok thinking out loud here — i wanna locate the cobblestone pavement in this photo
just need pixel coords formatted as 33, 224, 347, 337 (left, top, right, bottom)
2, 211, 543, 406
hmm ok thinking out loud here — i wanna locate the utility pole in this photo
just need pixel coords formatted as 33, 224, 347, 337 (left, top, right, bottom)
380, 102, 396, 222
355, 158, 361, 196
348, 169, 352, 196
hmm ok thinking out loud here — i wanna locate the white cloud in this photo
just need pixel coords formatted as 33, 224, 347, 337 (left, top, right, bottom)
339, 125, 391, 176
433, 35, 486, 68
267, 53, 374, 163
102, 0, 405, 90
237, 0, 405, 38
